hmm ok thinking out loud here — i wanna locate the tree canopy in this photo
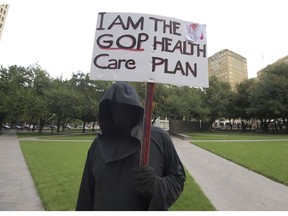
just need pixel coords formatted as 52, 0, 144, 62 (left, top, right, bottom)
1, 62, 288, 133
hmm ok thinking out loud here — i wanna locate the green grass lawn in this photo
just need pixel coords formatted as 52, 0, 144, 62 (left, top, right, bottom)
188, 131, 288, 140
189, 132, 288, 186
17, 131, 97, 140
20, 135, 215, 211
20, 140, 90, 210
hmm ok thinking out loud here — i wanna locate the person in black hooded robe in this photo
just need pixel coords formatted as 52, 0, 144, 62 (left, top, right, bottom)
76, 82, 186, 211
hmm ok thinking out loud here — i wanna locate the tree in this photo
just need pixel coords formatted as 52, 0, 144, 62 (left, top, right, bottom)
26, 64, 53, 133
249, 63, 288, 131
70, 72, 110, 132
265, 63, 288, 130
151, 84, 171, 124
180, 87, 207, 121
164, 85, 185, 120
231, 78, 257, 130
201, 76, 233, 130
0, 66, 10, 129
45, 78, 81, 132
0, 65, 33, 130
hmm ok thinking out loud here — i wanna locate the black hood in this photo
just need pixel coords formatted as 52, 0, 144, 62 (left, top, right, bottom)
98, 82, 144, 163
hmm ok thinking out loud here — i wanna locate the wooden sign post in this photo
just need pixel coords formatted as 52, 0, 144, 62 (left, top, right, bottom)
139, 82, 155, 166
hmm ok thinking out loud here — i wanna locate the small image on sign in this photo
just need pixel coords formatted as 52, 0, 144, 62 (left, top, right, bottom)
185, 22, 206, 43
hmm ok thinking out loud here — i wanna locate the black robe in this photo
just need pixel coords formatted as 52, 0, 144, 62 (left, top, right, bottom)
76, 82, 185, 211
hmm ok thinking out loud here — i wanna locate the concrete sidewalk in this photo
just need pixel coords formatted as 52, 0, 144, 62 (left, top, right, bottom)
171, 136, 288, 211
0, 130, 44, 211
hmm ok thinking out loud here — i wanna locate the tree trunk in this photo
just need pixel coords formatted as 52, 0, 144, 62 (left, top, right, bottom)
0, 118, 3, 132
82, 121, 86, 133
208, 118, 215, 131
92, 122, 95, 132
261, 119, 270, 132
38, 118, 45, 134
152, 115, 160, 125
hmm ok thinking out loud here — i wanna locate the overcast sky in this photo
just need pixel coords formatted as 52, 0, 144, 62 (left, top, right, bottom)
0, 0, 287, 79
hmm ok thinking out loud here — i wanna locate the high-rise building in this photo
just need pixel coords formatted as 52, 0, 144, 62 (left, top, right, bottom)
257, 55, 288, 77
0, 4, 9, 41
208, 49, 248, 91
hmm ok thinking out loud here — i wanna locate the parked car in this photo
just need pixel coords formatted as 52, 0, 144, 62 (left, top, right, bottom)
2, 125, 10, 129
65, 125, 73, 129
77, 125, 88, 129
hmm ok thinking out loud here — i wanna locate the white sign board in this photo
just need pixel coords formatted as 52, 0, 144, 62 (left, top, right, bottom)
90, 12, 208, 87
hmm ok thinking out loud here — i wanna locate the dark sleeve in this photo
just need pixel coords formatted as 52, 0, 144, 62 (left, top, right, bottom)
148, 127, 186, 210
76, 144, 95, 211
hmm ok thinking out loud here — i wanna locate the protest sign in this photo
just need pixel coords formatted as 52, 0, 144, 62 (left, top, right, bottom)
90, 12, 208, 166
90, 12, 208, 87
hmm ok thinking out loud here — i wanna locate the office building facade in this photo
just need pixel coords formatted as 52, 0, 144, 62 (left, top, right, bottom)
208, 49, 248, 91
257, 55, 288, 77
0, 4, 9, 41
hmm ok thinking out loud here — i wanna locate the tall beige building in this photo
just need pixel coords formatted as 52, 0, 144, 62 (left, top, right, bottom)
0, 4, 9, 41
208, 49, 248, 91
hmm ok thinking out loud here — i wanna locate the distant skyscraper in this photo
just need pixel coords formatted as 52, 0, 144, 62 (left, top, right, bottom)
257, 55, 288, 77
208, 49, 248, 91
0, 4, 9, 41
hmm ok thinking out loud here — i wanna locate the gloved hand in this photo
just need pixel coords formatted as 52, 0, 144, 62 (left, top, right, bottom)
132, 166, 156, 198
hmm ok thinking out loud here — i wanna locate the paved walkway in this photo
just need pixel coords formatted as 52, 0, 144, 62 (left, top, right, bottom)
0, 130, 43, 211
171, 136, 288, 211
